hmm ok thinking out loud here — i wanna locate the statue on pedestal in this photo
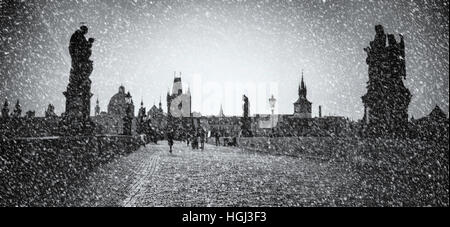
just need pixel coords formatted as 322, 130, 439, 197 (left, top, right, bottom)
362, 25, 411, 137
241, 95, 253, 137
62, 25, 96, 135
122, 92, 134, 136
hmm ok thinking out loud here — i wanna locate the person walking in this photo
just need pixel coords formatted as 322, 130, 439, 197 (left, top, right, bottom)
215, 131, 220, 146
200, 129, 205, 150
167, 130, 174, 154
192, 132, 198, 150
186, 131, 190, 147
140, 134, 147, 147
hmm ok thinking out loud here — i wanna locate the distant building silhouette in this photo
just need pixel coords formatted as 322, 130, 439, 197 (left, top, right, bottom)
294, 71, 312, 118
45, 104, 57, 118
146, 98, 167, 134
193, 74, 354, 138
108, 85, 135, 116
91, 85, 137, 135
138, 100, 146, 119
362, 25, 411, 137
148, 104, 161, 118
122, 92, 134, 135
148, 100, 164, 120
12, 100, 22, 118
167, 72, 192, 118
25, 111, 35, 118
2, 99, 9, 118
94, 98, 100, 116
136, 99, 147, 134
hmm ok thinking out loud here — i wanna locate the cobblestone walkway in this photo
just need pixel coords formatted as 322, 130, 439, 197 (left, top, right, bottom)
78, 141, 362, 207
121, 150, 160, 207
78, 144, 162, 206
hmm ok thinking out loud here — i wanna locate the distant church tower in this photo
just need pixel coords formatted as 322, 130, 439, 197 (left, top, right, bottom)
167, 72, 192, 118
95, 98, 100, 116
138, 99, 146, 119
136, 99, 147, 134
293, 71, 312, 118
218, 104, 225, 118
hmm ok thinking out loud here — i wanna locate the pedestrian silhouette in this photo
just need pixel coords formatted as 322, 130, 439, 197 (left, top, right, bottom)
200, 129, 205, 150
167, 129, 174, 153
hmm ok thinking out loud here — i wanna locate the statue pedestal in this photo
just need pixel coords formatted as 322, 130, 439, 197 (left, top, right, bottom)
62, 60, 95, 136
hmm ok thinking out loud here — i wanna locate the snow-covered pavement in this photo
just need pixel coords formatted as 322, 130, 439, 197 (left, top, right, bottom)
78, 141, 369, 207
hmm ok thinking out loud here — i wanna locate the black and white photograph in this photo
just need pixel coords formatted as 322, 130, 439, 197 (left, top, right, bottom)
0, 0, 448, 212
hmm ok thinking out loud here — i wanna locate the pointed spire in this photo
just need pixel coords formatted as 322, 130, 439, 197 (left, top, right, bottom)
299, 69, 307, 98
301, 69, 305, 89
13, 99, 22, 118
219, 104, 225, 117
141, 97, 144, 107
2, 98, 9, 118
95, 96, 101, 116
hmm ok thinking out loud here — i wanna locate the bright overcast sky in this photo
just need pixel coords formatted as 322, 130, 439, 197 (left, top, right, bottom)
1, 0, 448, 119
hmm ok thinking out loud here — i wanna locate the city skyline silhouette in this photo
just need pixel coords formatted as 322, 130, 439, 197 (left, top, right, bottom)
1, 0, 448, 119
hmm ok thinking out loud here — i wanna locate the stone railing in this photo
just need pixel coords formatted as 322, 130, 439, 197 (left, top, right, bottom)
237, 136, 449, 206
0, 135, 142, 207
238, 137, 448, 164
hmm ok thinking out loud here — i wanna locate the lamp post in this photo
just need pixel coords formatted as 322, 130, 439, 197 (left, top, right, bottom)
269, 95, 276, 136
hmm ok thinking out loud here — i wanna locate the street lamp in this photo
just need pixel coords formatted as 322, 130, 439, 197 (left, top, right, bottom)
269, 95, 276, 135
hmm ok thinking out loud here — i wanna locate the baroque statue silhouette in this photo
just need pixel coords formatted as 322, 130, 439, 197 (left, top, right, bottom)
62, 25, 96, 135
362, 25, 411, 137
